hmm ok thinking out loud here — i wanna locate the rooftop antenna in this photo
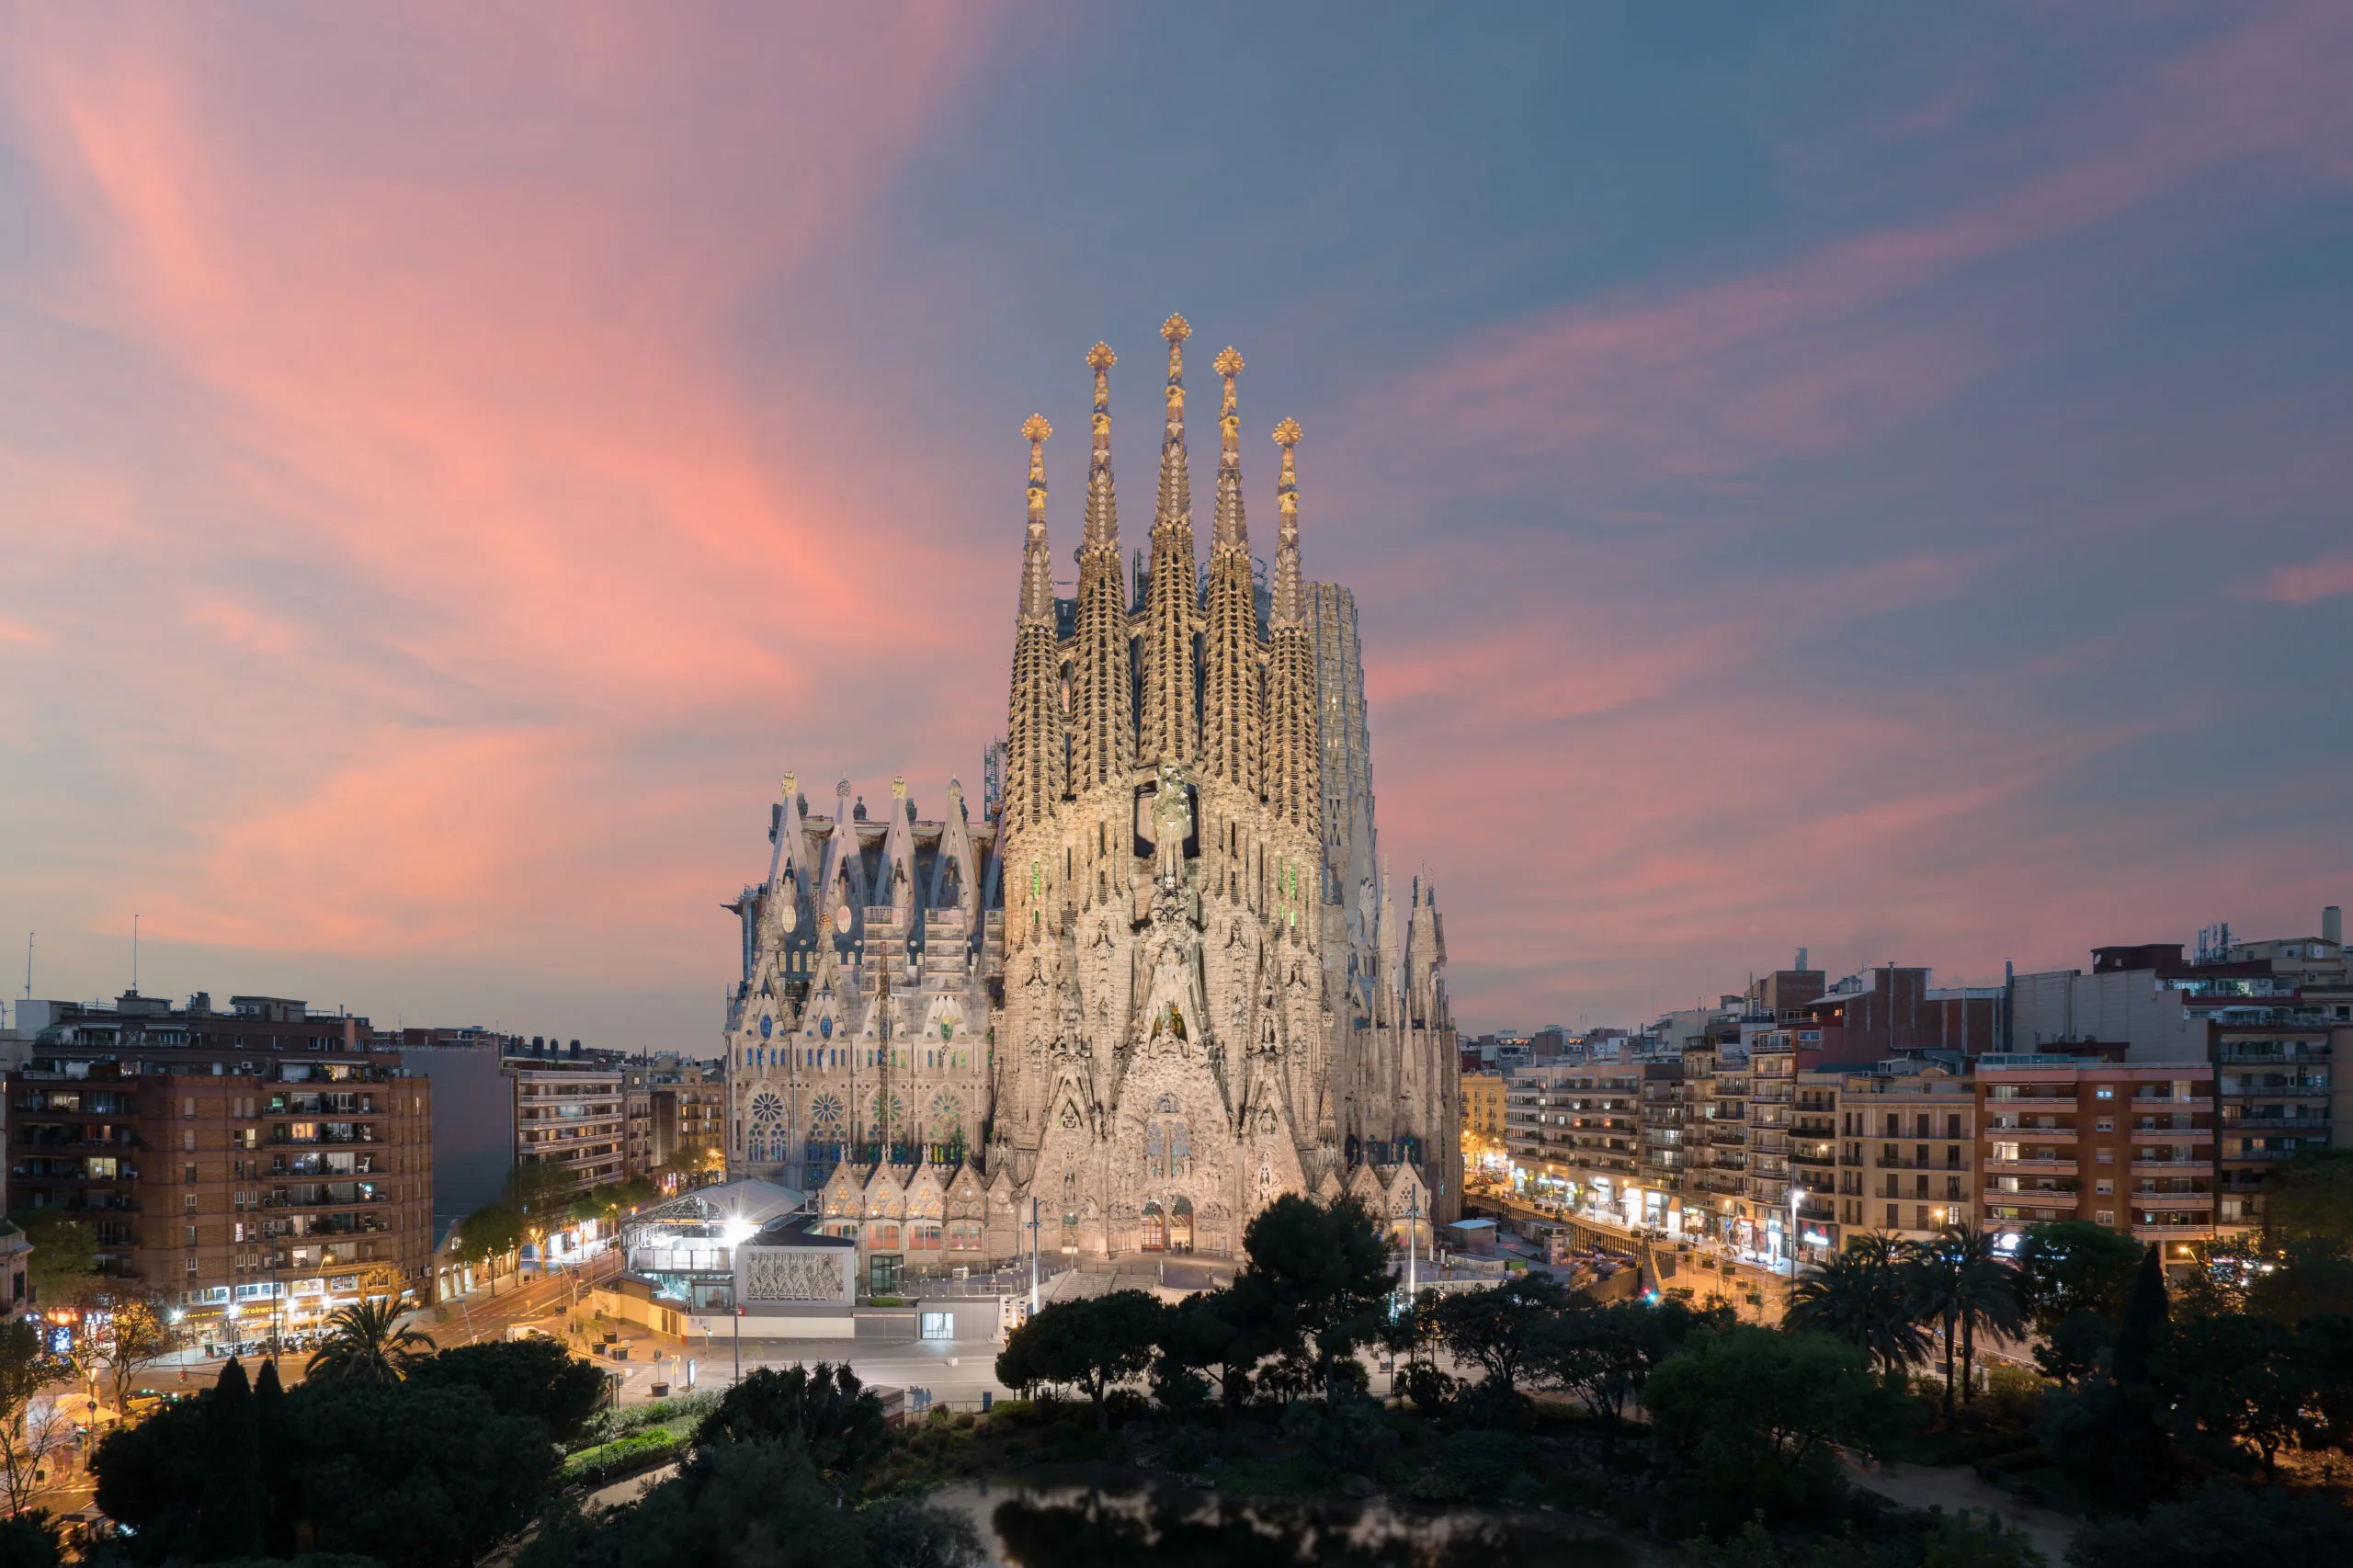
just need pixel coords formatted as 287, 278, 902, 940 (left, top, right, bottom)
22, 931, 30, 1002
131, 914, 140, 993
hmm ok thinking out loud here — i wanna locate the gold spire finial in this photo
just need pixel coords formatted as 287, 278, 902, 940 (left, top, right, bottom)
1214, 348, 1244, 449
1161, 314, 1191, 345
1022, 415, 1051, 514
1274, 418, 1302, 518
1086, 341, 1117, 371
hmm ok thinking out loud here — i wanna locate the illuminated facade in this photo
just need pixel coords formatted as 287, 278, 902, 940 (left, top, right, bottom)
722, 321, 1461, 1261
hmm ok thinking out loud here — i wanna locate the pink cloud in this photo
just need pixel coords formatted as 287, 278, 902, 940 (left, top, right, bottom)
2248, 554, 2353, 604
0, 5, 1005, 979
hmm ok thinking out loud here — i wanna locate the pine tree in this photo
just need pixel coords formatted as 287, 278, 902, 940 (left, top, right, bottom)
197, 1357, 265, 1561
2111, 1244, 2171, 1392
254, 1358, 297, 1557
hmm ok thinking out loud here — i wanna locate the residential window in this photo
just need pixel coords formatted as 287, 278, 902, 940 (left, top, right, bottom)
2097, 1210, 2116, 1226
2096, 1180, 2114, 1195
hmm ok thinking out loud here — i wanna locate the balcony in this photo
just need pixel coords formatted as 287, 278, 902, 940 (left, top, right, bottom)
2129, 1160, 2207, 1177
2131, 1096, 2211, 1110
1984, 1158, 2078, 1178
2129, 1188, 2212, 1207
2130, 1222, 2214, 1238
1983, 1121, 2076, 1142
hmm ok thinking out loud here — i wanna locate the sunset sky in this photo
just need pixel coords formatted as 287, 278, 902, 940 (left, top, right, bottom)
1, 4, 2347, 1047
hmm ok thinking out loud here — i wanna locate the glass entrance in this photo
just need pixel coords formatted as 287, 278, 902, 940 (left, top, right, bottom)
1140, 1200, 1165, 1251
1168, 1196, 1194, 1254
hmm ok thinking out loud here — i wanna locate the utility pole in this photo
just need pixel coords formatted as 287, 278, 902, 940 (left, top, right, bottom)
1028, 1198, 1040, 1315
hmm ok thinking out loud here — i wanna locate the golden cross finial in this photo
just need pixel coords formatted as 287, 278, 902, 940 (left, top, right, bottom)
1161, 314, 1191, 345
1023, 414, 1051, 495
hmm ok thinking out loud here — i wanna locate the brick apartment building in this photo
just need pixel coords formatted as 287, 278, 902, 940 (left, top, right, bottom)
1976, 1054, 2216, 1259
6, 992, 434, 1325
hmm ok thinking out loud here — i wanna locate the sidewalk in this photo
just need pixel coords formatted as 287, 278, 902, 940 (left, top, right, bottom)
1846, 1458, 2077, 1564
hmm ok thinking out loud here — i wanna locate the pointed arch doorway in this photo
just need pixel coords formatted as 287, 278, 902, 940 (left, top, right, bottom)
1168, 1195, 1194, 1255
1140, 1200, 1165, 1251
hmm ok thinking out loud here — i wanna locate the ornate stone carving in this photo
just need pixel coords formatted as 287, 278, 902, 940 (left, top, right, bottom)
745, 1249, 846, 1303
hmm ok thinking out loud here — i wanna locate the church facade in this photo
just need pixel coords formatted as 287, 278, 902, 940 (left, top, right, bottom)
723, 318, 1459, 1267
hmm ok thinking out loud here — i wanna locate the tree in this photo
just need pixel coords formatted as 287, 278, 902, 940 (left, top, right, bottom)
1154, 1282, 1279, 1426
1234, 1194, 1393, 1401
2261, 1148, 2353, 1248
103, 1293, 180, 1415
1425, 1271, 1572, 1395
2031, 1311, 2114, 1388
197, 1357, 265, 1562
517, 1435, 974, 1568
505, 1159, 575, 1222
0, 1509, 62, 1568
406, 1337, 608, 1445
1905, 1224, 2024, 1419
2015, 1220, 2143, 1335
91, 1397, 208, 1560
6, 1213, 96, 1308
2245, 1237, 2353, 1323
0, 1317, 71, 1517
694, 1363, 888, 1485
454, 1202, 528, 1295
995, 1290, 1163, 1429
1535, 1296, 1719, 1444
286, 1378, 561, 1567
2290, 1312, 2353, 1450
2110, 1244, 2171, 1392
306, 1299, 436, 1385
2171, 1313, 2306, 1481
254, 1358, 297, 1559
1645, 1327, 1915, 1513
1782, 1233, 1931, 1375
2066, 1478, 2353, 1568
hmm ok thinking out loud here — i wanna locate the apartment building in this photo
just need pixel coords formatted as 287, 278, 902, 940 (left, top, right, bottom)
1636, 1060, 1686, 1196
621, 1058, 727, 1184
1976, 1055, 2216, 1257
1824, 1060, 1976, 1243
2207, 1010, 2340, 1231
6, 992, 434, 1324
507, 1059, 627, 1195
1461, 1073, 1506, 1147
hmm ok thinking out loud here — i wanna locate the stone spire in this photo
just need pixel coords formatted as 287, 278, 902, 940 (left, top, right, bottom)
1264, 418, 1320, 835
1004, 414, 1064, 835
1070, 343, 1133, 794
1200, 347, 1260, 792
1138, 313, 1199, 767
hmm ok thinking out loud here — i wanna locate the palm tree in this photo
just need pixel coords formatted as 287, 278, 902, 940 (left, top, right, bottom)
1782, 1232, 1932, 1376
304, 1300, 435, 1386
1904, 1223, 2023, 1421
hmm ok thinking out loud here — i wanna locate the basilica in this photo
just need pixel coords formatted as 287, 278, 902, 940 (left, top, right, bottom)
723, 317, 1459, 1268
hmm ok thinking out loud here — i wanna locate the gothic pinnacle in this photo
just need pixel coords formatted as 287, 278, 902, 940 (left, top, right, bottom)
1211, 347, 1248, 548
1084, 343, 1117, 548
1019, 415, 1055, 619
1271, 417, 1305, 626
1022, 414, 1051, 518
